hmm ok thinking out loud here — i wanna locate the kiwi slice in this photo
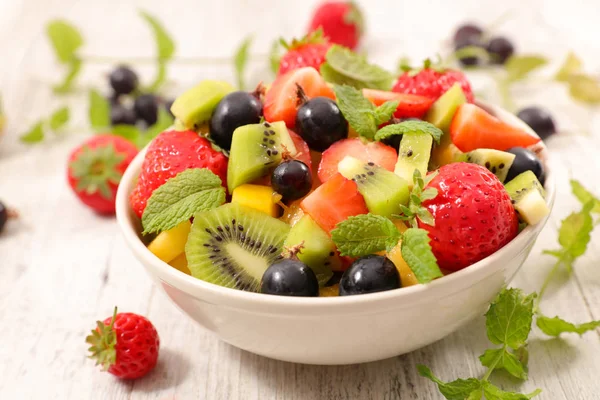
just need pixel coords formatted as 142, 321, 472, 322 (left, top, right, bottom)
425, 83, 467, 132
284, 215, 336, 286
504, 170, 549, 225
465, 149, 516, 183
227, 121, 296, 193
338, 156, 409, 217
186, 203, 291, 292
171, 80, 235, 129
394, 132, 433, 187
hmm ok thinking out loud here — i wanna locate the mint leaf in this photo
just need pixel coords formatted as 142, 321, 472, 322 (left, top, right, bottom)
479, 348, 528, 380
505, 55, 548, 83
142, 168, 226, 234
567, 74, 600, 104
392, 169, 437, 228
233, 36, 252, 90
269, 40, 282, 74
400, 228, 442, 283
112, 125, 142, 144
46, 20, 84, 93
139, 108, 174, 148
88, 89, 110, 130
20, 121, 45, 143
321, 45, 393, 90
140, 11, 175, 91
483, 382, 541, 400
485, 288, 536, 349
375, 120, 443, 145
417, 365, 483, 400
333, 85, 378, 139
374, 100, 399, 124
49, 107, 70, 130
331, 214, 401, 257
555, 52, 583, 82
536, 315, 600, 337
570, 180, 600, 214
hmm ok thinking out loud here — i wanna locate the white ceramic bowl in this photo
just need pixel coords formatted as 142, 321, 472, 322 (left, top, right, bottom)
116, 103, 555, 365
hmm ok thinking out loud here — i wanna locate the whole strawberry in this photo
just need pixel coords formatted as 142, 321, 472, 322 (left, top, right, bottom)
86, 308, 160, 379
307, 1, 363, 50
130, 130, 228, 218
393, 64, 475, 103
419, 163, 518, 271
67, 135, 138, 214
278, 30, 332, 76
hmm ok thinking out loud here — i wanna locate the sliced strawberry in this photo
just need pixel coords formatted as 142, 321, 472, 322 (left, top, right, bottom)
301, 173, 368, 233
362, 89, 434, 118
450, 104, 541, 152
318, 138, 397, 182
288, 129, 312, 171
264, 67, 336, 128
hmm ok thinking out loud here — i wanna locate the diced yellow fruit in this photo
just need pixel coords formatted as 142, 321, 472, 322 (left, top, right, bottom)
320, 284, 339, 297
231, 184, 281, 217
348, 127, 360, 138
147, 220, 192, 263
393, 220, 408, 233
430, 133, 465, 170
387, 242, 419, 287
279, 199, 305, 226
169, 253, 191, 275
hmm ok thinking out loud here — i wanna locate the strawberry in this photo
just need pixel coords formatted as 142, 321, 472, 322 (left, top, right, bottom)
86, 308, 160, 379
392, 66, 475, 103
307, 1, 363, 50
264, 67, 335, 128
362, 89, 435, 119
318, 138, 397, 183
288, 129, 312, 171
450, 103, 541, 152
67, 135, 138, 214
130, 130, 228, 218
418, 163, 518, 271
278, 30, 332, 76
301, 173, 368, 232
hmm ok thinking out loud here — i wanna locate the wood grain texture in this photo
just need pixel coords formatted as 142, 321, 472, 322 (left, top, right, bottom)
1, 0, 600, 399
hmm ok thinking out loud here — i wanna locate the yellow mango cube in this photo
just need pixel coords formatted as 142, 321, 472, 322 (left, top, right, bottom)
231, 184, 281, 217
147, 220, 192, 263
169, 253, 191, 275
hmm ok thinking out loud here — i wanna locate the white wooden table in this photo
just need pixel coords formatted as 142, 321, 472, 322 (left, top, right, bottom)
1, 0, 600, 398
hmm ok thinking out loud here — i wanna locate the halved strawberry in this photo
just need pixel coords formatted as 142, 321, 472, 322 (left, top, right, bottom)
301, 173, 368, 233
450, 104, 541, 152
288, 129, 312, 171
318, 138, 397, 182
362, 89, 434, 118
264, 67, 335, 128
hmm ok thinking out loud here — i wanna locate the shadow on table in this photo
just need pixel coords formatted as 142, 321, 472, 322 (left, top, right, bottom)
130, 347, 191, 393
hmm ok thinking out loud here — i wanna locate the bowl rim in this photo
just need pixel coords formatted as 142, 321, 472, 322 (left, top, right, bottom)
116, 101, 556, 312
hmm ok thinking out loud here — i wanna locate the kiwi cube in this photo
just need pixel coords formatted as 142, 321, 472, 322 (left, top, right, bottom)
171, 80, 235, 129
504, 170, 549, 225
394, 132, 433, 187
284, 215, 337, 286
425, 83, 467, 133
465, 149, 516, 183
338, 156, 410, 217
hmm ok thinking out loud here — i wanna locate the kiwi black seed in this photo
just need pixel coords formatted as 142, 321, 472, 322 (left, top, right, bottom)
185, 203, 291, 292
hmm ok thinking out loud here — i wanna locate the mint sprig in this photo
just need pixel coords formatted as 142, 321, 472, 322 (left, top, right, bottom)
88, 89, 111, 131
333, 84, 397, 139
554, 52, 600, 104
400, 228, 442, 283
142, 168, 226, 234
269, 40, 282, 75
46, 20, 84, 93
374, 120, 443, 145
320, 45, 393, 90
20, 106, 71, 144
570, 179, 600, 215
330, 214, 401, 257
536, 315, 600, 337
140, 11, 175, 92
233, 36, 253, 90
392, 169, 438, 228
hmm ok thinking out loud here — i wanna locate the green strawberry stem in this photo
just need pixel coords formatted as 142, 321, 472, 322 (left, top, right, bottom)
69, 144, 125, 199
86, 307, 118, 371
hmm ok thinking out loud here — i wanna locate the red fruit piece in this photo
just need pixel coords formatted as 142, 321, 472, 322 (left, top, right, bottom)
393, 67, 475, 103
418, 163, 518, 271
318, 138, 397, 183
301, 173, 368, 232
278, 30, 332, 76
67, 135, 138, 214
130, 130, 228, 218
450, 104, 541, 152
86, 308, 160, 380
362, 89, 435, 119
307, 1, 363, 50
264, 67, 336, 128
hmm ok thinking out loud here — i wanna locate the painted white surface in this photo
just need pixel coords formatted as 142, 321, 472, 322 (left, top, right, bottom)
1, 0, 599, 398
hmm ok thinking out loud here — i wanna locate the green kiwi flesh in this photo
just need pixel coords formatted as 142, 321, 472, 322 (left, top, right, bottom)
465, 149, 516, 183
338, 156, 409, 217
504, 170, 549, 225
283, 215, 336, 286
186, 203, 291, 292
394, 132, 433, 187
425, 83, 467, 132
171, 80, 235, 129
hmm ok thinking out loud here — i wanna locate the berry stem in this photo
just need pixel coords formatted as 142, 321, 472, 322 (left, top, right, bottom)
295, 83, 309, 107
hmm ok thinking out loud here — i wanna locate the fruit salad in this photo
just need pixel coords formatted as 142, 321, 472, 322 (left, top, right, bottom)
130, 44, 550, 298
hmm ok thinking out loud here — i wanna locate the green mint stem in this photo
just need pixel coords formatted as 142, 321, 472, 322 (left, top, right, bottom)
536, 259, 562, 310
80, 54, 269, 65
481, 346, 505, 381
